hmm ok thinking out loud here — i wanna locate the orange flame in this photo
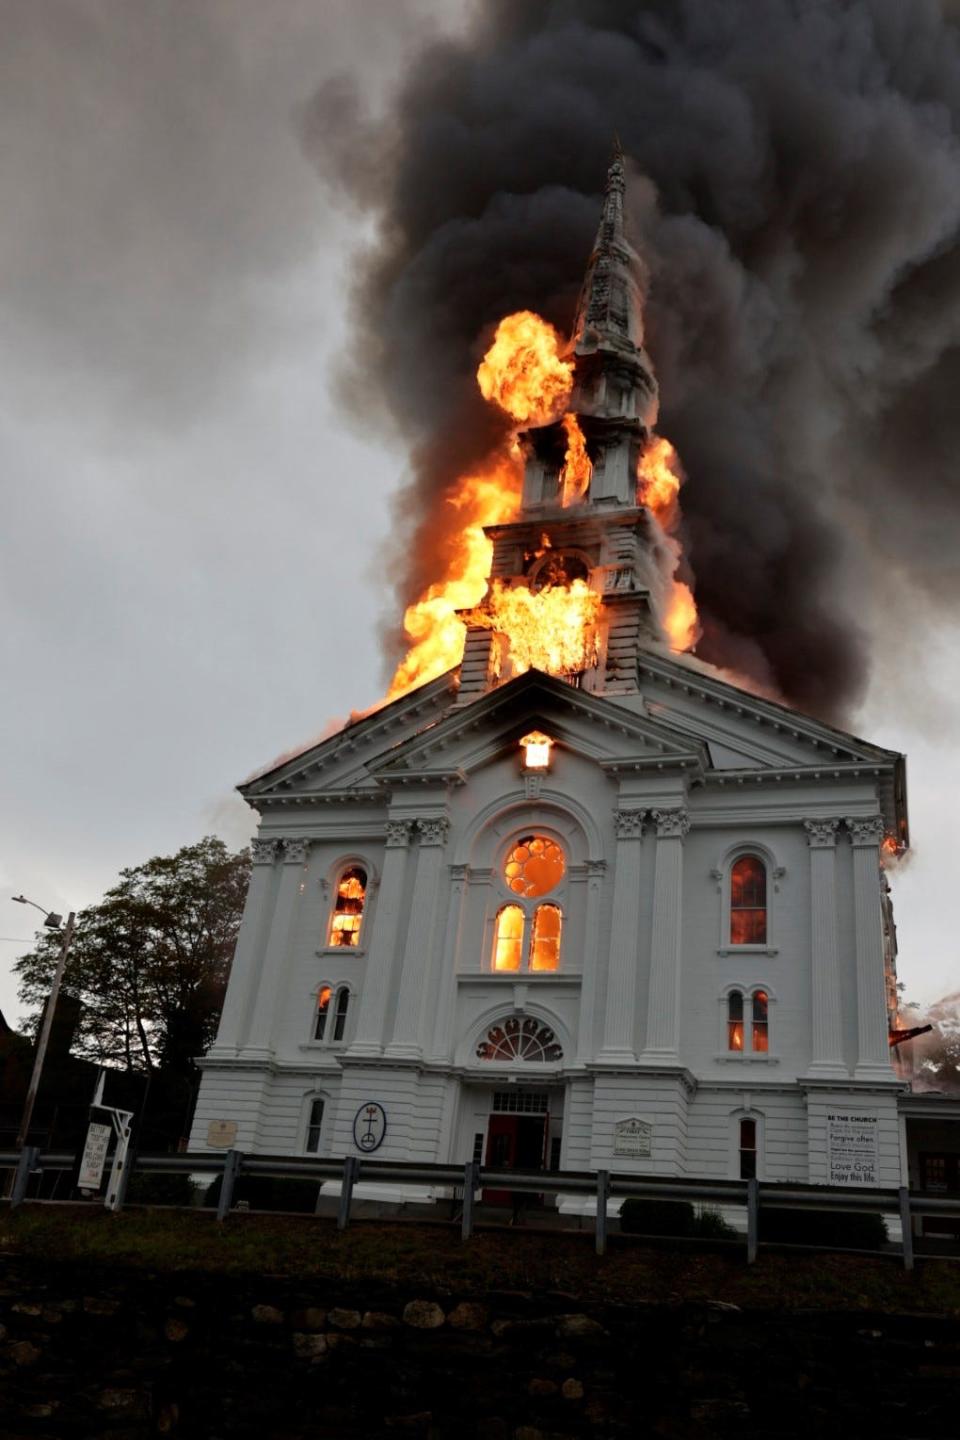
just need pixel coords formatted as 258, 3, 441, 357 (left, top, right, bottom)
637, 434, 700, 654
464, 578, 601, 679
560, 412, 592, 505
387, 456, 522, 698
477, 310, 573, 424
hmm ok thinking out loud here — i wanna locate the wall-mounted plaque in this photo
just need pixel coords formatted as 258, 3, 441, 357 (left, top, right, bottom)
614, 1117, 652, 1158
827, 1110, 879, 1187
207, 1120, 239, 1150
353, 1102, 387, 1154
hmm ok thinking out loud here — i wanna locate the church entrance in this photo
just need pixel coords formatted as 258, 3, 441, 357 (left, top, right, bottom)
481, 1091, 553, 1206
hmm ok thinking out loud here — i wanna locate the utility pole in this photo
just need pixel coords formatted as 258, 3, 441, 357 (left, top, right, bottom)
13, 905, 76, 1149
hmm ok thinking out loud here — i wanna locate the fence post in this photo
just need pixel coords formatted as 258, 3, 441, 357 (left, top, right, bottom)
217, 1149, 242, 1221
746, 1177, 759, 1264
10, 1146, 39, 1209
338, 1154, 359, 1231
899, 1186, 914, 1272
595, 1170, 610, 1256
461, 1161, 479, 1241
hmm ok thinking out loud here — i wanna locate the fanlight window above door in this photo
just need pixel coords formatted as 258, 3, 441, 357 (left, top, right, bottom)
476, 1015, 563, 1062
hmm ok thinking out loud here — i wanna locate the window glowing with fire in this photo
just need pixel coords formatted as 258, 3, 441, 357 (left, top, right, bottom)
329, 866, 367, 947
520, 731, 553, 770
492, 835, 565, 973
730, 855, 767, 945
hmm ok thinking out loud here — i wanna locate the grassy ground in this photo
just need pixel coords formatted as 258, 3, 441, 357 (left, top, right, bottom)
2, 1204, 960, 1313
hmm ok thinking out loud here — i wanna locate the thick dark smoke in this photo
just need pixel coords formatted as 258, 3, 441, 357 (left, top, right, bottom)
302, 0, 960, 723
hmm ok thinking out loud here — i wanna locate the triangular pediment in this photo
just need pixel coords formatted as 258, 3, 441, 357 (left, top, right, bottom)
369, 669, 706, 782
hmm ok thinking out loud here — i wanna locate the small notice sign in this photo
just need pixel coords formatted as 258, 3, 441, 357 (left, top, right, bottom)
78, 1121, 112, 1190
207, 1120, 238, 1149
827, 1111, 879, 1187
614, 1117, 652, 1158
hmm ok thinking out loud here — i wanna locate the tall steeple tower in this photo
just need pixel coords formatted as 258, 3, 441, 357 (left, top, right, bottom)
458, 149, 666, 704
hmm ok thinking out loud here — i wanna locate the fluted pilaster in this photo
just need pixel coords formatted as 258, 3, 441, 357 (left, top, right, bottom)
640, 810, 689, 1061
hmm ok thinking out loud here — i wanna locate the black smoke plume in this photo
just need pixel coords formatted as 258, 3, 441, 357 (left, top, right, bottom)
302, 0, 960, 724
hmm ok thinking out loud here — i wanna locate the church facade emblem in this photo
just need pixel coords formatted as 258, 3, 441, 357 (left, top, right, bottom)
353, 1102, 387, 1153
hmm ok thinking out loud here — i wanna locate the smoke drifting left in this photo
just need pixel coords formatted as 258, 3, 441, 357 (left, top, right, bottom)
302, 0, 960, 726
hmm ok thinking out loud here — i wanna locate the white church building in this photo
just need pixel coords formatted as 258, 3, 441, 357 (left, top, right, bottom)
190, 154, 910, 1201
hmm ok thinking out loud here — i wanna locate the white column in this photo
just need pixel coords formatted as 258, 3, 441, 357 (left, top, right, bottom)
598, 810, 645, 1061
243, 837, 309, 1060
847, 815, 894, 1080
209, 838, 280, 1056
640, 809, 689, 1062
426, 863, 471, 1064
386, 817, 450, 1059
348, 819, 412, 1057
803, 819, 847, 1078
576, 860, 607, 1063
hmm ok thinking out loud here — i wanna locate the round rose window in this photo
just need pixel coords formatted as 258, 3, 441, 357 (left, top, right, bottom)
503, 835, 565, 897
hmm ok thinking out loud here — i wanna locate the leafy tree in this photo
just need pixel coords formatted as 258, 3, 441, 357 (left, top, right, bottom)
15, 837, 249, 1084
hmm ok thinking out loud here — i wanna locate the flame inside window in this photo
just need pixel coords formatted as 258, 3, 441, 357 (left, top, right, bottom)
315, 986, 332, 1041
728, 990, 744, 1051
520, 731, 553, 770
329, 866, 367, 947
730, 855, 767, 944
493, 904, 525, 972
530, 903, 562, 972
752, 990, 769, 1053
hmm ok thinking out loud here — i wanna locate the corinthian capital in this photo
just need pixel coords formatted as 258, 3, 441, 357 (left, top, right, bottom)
614, 809, 645, 840
281, 837, 309, 864
384, 819, 413, 849
250, 838, 278, 865
804, 818, 839, 849
845, 815, 885, 848
418, 817, 450, 847
653, 809, 690, 840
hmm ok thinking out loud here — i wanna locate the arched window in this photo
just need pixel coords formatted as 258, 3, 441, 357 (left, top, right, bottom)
493, 905, 525, 972
476, 1015, 563, 1062
730, 856, 767, 944
305, 1098, 324, 1154
530, 904, 562, 972
329, 866, 367, 947
739, 1117, 757, 1178
752, 990, 769, 1053
491, 835, 565, 973
313, 984, 350, 1045
727, 991, 744, 1051
726, 988, 770, 1056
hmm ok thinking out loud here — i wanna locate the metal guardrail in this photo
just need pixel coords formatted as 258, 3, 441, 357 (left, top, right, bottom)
3, 1147, 959, 1270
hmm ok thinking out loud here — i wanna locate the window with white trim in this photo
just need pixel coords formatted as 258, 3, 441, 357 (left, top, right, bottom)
726, 988, 770, 1057
305, 1098, 325, 1154
328, 865, 367, 948
313, 983, 351, 1045
730, 855, 767, 945
739, 1117, 758, 1179
490, 835, 565, 973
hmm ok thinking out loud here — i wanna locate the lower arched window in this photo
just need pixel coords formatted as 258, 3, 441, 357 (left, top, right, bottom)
305, 1097, 325, 1154
739, 1117, 757, 1178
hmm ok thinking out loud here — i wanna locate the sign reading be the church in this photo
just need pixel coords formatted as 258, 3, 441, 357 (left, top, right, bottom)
827, 1111, 879, 1187
614, 1117, 652, 1157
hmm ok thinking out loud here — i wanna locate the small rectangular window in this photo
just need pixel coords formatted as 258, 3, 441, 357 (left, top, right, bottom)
315, 986, 332, 1041
472, 1132, 484, 1165
332, 987, 350, 1042
752, 991, 769, 1053
305, 1098, 324, 1154
739, 1117, 757, 1179
727, 991, 744, 1051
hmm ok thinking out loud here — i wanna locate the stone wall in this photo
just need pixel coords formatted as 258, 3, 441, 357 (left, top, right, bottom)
1, 1259, 958, 1438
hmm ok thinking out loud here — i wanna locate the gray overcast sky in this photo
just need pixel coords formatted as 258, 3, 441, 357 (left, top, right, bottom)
1, 0, 956, 1025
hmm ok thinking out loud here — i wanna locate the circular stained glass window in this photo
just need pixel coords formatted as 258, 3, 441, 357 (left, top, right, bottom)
503, 835, 565, 897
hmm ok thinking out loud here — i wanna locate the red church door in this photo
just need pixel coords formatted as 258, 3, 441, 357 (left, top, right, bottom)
483, 1113, 546, 1206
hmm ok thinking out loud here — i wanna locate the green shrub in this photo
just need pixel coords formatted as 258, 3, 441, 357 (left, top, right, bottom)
618, 1198, 695, 1236
759, 1207, 887, 1250
203, 1174, 320, 1214
125, 1172, 199, 1207
693, 1208, 738, 1239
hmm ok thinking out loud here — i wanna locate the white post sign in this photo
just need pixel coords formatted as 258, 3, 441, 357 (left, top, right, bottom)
78, 1121, 112, 1190
827, 1110, 879, 1187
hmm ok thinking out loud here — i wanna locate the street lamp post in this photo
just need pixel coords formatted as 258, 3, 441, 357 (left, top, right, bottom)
11, 896, 76, 1150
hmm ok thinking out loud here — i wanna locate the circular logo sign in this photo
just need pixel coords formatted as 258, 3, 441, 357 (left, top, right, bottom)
353, 1101, 387, 1154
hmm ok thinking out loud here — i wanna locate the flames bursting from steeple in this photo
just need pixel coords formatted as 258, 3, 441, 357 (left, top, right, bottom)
387, 160, 699, 701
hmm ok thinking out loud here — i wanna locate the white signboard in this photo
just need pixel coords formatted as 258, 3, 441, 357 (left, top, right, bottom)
207, 1120, 238, 1149
614, 1117, 652, 1158
827, 1111, 879, 1187
78, 1121, 112, 1190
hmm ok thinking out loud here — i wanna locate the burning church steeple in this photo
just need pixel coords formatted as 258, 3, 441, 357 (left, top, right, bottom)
455, 149, 695, 703
390, 150, 698, 704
